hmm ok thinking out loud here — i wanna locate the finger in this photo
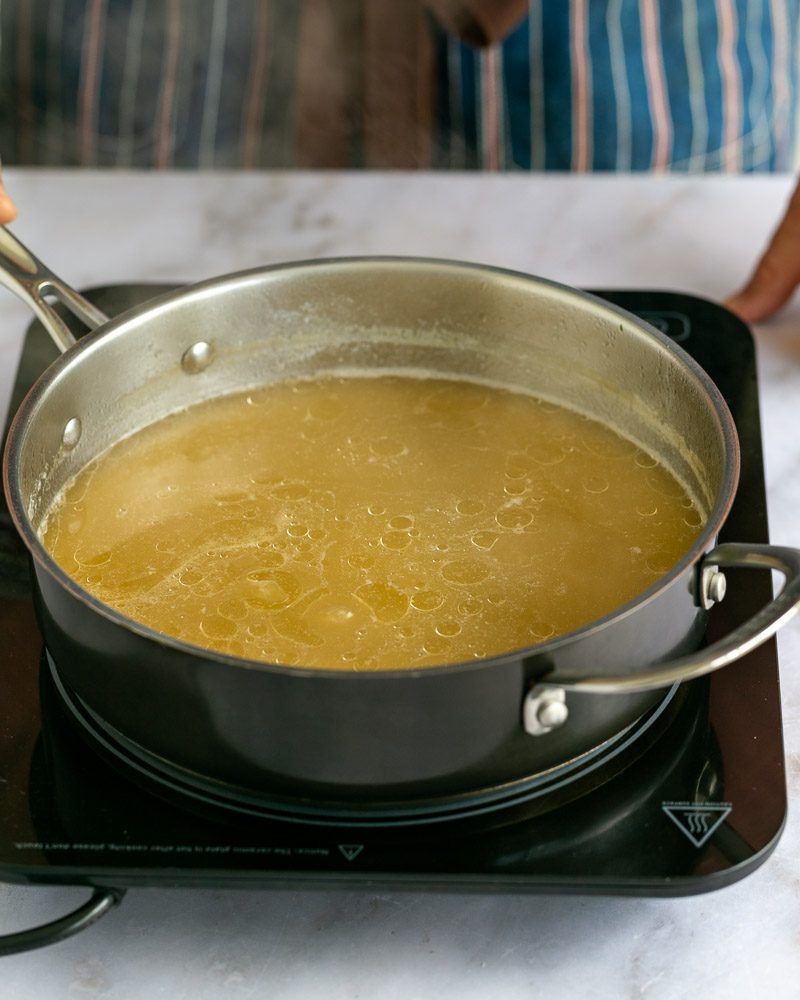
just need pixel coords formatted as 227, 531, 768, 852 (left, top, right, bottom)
0, 191, 16, 224
0, 160, 16, 224
726, 180, 800, 322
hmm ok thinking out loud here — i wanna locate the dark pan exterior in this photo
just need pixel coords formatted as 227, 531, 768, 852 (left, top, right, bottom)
32, 551, 706, 804
5, 259, 739, 809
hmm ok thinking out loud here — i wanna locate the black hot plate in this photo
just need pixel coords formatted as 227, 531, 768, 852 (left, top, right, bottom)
0, 287, 786, 950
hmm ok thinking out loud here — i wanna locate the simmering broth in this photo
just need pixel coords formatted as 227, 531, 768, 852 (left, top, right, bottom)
41, 374, 705, 670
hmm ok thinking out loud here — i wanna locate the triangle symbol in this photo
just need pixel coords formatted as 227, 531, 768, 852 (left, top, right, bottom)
338, 844, 364, 862
661, 801, 732, 848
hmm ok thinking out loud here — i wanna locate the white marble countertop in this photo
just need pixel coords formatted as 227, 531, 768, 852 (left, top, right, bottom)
1, 169, 800, 998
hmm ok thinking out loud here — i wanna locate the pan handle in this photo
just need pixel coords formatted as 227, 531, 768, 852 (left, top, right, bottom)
0, 225, 109, 353
538, 542, 800, 694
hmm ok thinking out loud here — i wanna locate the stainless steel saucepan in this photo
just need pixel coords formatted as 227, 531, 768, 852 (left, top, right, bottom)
2, 224, 799, 821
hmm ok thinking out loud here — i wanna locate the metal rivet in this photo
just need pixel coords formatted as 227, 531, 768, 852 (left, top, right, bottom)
523, 686, 569, 736
62, 417, 82, 449
707, 571, 727, 604
181, 341, 215, 374
537, 699, 569, 730
699, 565, 727, 610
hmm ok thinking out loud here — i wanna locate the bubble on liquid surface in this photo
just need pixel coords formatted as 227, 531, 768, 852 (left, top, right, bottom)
354, 582, 409, 622
388, 515, 414, 530
217, 598, 247, 620
245, 570, 301, 609
201, 615, 237, 640
495, 506, 533, 530
583, 476, 609, 494
411, 590, 444, 611
471, 531, 498, 550
381, 531, 412, 551
634, 449, 658, 469
683, 508, 703, 528
441, 559, 490, 586
505, 454, 532, 480
370, 437, 407, 458
435, 620, 462, 638
646, 550, 675, 575
458, 597, 482, 617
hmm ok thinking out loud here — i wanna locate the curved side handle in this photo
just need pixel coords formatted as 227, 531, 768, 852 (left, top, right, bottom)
542, 543, 800, 694
0, 225, 109, 353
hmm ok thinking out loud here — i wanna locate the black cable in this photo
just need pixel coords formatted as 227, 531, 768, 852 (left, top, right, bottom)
0, 887, 126, 957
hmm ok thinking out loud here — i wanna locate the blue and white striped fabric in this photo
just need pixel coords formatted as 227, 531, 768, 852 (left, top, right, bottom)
433, 0, 800, 171
0, 0, 796, 172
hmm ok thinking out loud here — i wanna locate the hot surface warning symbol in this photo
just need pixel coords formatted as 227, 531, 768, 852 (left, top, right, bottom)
338, 844, 365, 862
661, 801, 732, 848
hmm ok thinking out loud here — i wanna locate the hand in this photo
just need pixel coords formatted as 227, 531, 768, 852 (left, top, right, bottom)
425, 0, 527, 45
0, 163, 16, 224
726, 177, 800, 322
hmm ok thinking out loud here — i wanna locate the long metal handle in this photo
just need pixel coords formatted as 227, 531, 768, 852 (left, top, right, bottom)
543, 543, 800, 694
0, 225, 109, 352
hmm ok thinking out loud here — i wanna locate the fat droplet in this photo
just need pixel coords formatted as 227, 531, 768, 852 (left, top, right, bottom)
201, 615, 237, 639
583, 476, 609, 494
471, 531, 498, 550
435, 620, 462, 637
381, 531, 412, 551
456, 499, 484, 516
495, 506, 533, 530
441, 559, 489, 586
411, 590, 444, 611
354, 582, 409, 622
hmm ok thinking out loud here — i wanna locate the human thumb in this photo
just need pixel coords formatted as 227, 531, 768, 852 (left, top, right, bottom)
726, 179, 800, 323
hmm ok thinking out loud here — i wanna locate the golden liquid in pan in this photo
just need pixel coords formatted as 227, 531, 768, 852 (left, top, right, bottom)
41, 375, 705, 670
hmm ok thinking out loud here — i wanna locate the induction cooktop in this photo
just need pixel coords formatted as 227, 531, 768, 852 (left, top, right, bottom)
0, 286, 786, 953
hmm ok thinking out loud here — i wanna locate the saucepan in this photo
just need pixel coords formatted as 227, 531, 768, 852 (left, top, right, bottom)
2, 224, 799, 822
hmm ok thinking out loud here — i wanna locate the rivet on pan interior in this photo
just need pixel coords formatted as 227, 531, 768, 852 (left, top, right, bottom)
181, 341, 215, 374
62, 417, 82, 449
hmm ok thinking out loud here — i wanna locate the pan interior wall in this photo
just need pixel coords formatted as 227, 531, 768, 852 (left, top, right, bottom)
17, 264, 729, 535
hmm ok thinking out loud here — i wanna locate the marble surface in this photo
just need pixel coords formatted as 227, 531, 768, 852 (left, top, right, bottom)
1, 169, 800, 997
